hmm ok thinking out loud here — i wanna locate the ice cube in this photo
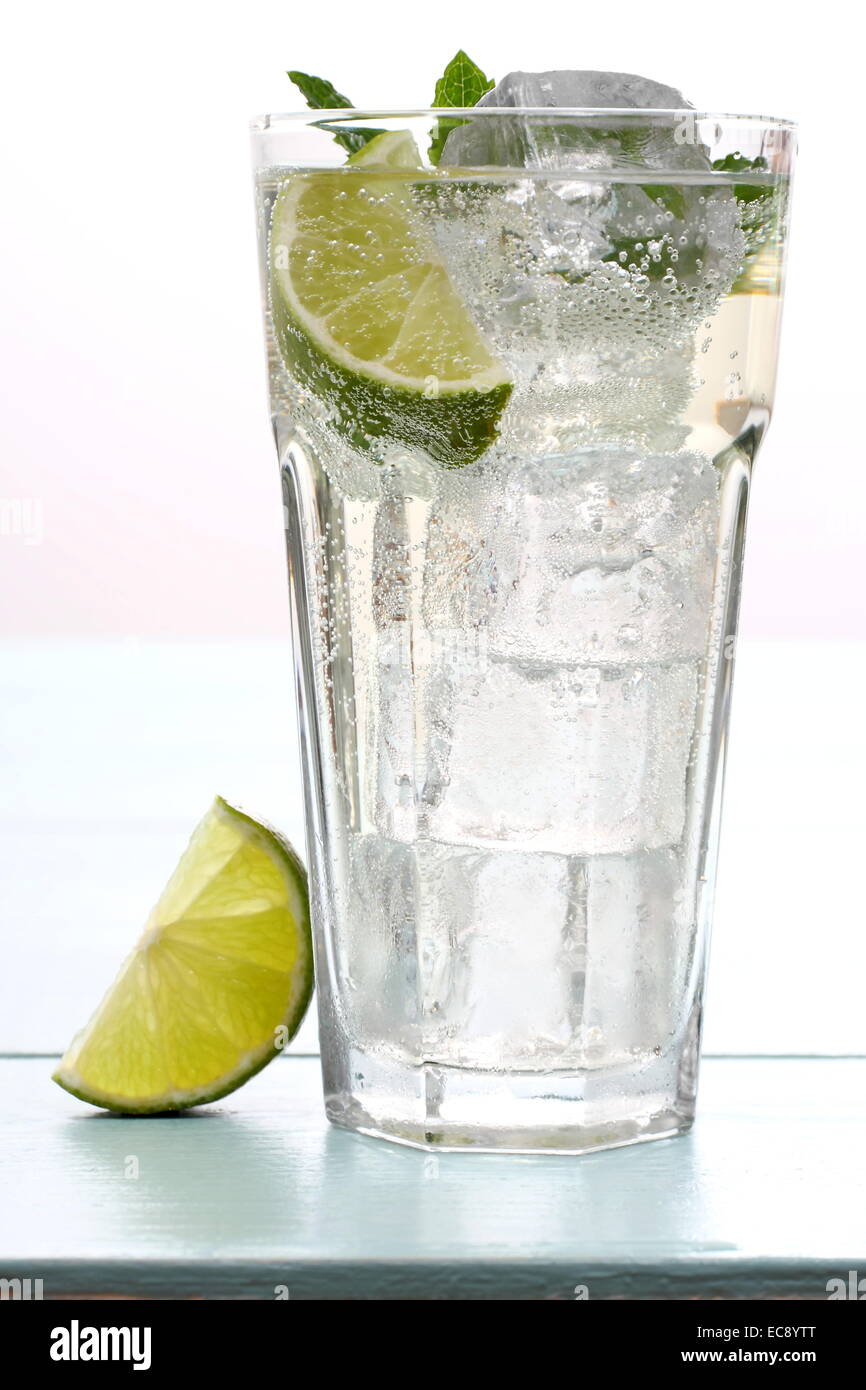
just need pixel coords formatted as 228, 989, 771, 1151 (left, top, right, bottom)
423, 448, 720, 664
416, 840, 579, 1063
441, 70, 700, 172
478, 70, 691, 110
341, 833, 696, 1068
340, 834, 421, 1046
580, 846, 694, 1061
372, 633, 456, 840
344, 835, 582, 1066
487, 448, 721, 663
420, 656, 698, 856
365, 470, 443, 839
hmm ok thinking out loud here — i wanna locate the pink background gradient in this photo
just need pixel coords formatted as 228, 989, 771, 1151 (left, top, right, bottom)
1, 3, 863, 639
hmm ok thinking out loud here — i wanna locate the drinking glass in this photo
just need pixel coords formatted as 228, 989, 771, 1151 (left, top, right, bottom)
251, 109, 795, 1151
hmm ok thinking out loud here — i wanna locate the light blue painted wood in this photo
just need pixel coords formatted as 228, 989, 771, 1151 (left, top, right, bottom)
1, 1057, 864, 1299
3, 640, 866, 1057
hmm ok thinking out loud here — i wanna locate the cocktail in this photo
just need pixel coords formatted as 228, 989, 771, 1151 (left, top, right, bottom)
251, 69, 795, 1151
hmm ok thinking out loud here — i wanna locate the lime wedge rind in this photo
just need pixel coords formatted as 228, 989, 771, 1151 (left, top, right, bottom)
52, 1035, 287, 1116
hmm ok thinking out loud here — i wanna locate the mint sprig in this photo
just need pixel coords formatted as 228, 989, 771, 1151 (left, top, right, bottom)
286, 70, 381, 153
429, 50, 495, 165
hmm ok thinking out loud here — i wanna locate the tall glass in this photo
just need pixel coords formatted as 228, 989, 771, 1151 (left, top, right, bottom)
251, 109, 795, 1152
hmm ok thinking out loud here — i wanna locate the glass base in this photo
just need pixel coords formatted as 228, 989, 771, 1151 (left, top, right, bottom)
322, 1044, 697, 1155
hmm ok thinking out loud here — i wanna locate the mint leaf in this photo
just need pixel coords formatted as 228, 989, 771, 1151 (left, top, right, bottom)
429, 50, 494, 165
287, 70, 353, 109
286, 69, 380, 154
712, 152, 769, 204
434, 50, 495, 107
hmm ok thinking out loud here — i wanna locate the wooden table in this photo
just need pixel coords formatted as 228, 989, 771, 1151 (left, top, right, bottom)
2, 1056, 863, 1300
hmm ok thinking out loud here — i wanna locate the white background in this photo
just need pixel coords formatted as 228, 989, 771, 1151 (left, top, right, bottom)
1, 1, 864, 1055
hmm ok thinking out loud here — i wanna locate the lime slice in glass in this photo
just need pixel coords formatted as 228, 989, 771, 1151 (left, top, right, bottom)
269, 131, 511, 467
52, 798, 313, 1113
347, 129, 424, 169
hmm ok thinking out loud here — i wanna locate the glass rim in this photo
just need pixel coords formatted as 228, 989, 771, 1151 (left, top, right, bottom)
251, 108, 797, 130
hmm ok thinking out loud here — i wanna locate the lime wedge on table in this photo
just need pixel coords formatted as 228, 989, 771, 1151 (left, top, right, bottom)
52, 798, 312, 1113
269, 129, 511, 467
